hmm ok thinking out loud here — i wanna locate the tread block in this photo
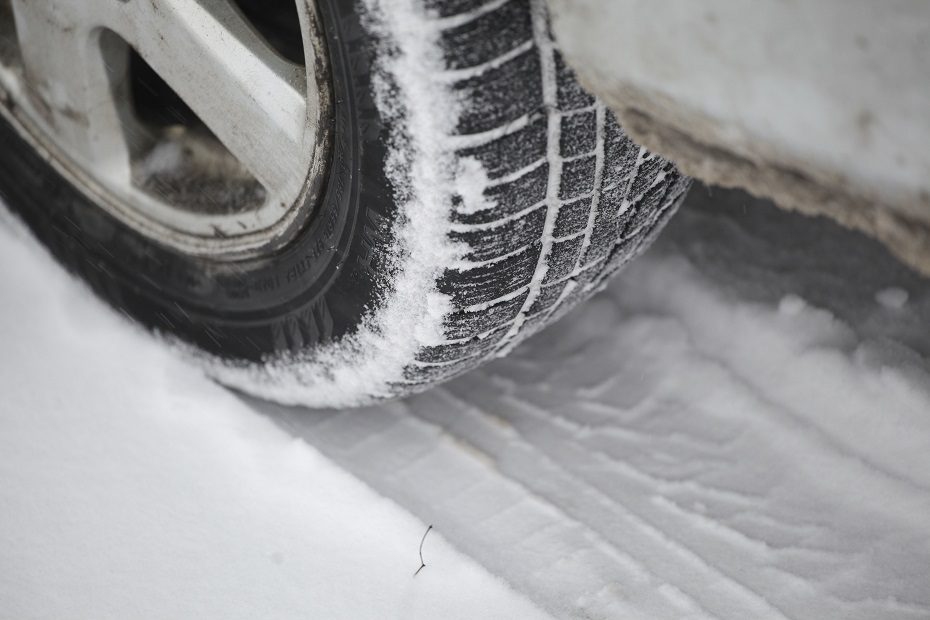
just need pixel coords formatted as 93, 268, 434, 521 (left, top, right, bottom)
581, 185, 624, 264
555, 53, 594, 110
552, 194, 591, 238
415, 324, 510, 364
453, 162, 548, 225
560, 110, 597, 158
403, 357, 482, 383
439, 243, 540, 307
451, 206, 546, 261
624, 169, 680, 236
457, 115, 547, 180
442, 290, 529, 339
528, 280, 567, 315
439, 0, 532, 70
604, 117, 635, 186
424, 0, 491, 19
559, 154, 597, 200
628, 156, 664, 198
543, 234, 584, 285
454, 51, 543, 135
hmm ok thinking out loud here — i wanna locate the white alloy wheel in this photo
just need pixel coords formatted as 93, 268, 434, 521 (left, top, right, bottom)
0, 0, 330, 258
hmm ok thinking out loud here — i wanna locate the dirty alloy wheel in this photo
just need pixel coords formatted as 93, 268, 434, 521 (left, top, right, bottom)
0, 0, 689, 406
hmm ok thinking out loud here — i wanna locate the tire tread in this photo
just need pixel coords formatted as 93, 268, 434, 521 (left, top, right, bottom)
406, 0, 689, 385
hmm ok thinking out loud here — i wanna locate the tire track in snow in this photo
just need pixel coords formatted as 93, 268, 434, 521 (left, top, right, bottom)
258, 189, 930, 619
266, 396, 705, 619
431, 382, 793, 620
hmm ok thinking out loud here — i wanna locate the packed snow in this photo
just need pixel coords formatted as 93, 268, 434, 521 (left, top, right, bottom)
3, 185, 930, 618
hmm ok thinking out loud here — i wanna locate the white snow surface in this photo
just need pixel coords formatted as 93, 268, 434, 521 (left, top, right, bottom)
3, 186, 930, 619
0, 210, 549, 619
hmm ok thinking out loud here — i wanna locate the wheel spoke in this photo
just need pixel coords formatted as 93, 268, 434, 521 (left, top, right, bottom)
12, 0, 309, 201
112, 0, 309, 199
11, 1, 133, 184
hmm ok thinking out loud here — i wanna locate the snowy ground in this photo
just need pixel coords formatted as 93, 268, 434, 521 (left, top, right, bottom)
0, 205, 550, 619
3, 186, 930, 619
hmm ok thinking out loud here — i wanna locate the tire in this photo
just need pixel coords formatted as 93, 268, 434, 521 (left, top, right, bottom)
0, 0, 689, 407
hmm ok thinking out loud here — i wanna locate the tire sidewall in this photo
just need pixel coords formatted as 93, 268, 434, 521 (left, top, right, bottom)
0, 0, 395, 360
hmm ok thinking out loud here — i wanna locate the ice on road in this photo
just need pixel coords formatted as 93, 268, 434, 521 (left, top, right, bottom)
3, 187, 930, 619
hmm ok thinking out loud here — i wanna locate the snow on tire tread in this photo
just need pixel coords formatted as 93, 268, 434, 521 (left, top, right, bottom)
405, 0, 689, 384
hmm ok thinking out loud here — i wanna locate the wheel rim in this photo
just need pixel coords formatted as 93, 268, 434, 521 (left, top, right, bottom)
0, 0, 331, 259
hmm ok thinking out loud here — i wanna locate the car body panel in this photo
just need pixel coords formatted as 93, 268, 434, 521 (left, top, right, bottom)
549, 0, 930, 273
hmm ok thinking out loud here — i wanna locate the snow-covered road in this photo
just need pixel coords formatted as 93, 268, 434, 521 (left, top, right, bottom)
3, 187, 930, 619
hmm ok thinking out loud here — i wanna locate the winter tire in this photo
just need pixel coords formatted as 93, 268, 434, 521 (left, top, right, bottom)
0, 0, 690, 406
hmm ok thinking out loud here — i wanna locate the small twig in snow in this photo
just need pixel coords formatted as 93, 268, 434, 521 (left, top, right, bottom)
413, 525, 433, 577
